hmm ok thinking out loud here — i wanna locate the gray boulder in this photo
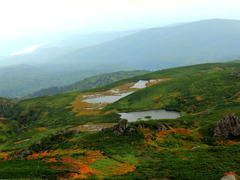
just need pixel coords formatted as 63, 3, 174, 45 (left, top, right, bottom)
231, 71, 240, 76
111, 119, 129, 135
157, 123, 167, 131
220, 175, 236, 180
214, 114, 240, 139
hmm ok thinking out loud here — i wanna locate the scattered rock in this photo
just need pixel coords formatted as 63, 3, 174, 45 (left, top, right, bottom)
111, 119, 129, 135
205, 110, 211, 115
101, 127, 108, 133
220, 175, 236, 180
138, 124, 145, 129
230, 71, 240, 76
183, 120, 188, 124
36, 141, 41, 145
128, 128, 135, 133
157, 123, 167, 131
9, 147, 30, 159
60, 128, 66, 134
213, 114, 240, 139
190, 108, 195, 112
72, 128, 79, 135
16, 127, 22, 133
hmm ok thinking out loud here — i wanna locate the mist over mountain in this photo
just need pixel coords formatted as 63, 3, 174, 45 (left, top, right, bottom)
46, 19, 240, 70
0, 29, 143, 67
0, 19, 240, 97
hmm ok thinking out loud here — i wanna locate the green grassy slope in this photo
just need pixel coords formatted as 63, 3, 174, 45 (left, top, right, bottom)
104, 69, 240, 114
1, 62, 240, 179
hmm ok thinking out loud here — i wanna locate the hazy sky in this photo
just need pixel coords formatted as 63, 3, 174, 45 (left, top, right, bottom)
0, 0, 240, 40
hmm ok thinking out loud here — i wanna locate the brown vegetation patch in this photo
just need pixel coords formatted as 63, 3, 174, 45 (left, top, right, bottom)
153, 95, 163, 101
146, 78, 173, 87
36, 127, 47, 131
69, 122, 117, 131
67, 82, 136, 116
14, 139, 30, 144
0, 152, 8, 158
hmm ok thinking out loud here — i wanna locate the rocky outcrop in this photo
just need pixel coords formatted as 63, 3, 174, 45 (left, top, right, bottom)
230, 71, 240, 76
111, 119, 129, 135
9, 147, 30, 159
157, 123, 167, 131
205, 110, 211, 115
220, 175, 236, 180
213, 114, 240, 139
101, 119, 135, 134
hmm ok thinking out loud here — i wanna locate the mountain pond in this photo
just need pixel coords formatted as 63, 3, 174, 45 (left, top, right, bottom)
78, 80, 180, 130
118, 109, 180, 122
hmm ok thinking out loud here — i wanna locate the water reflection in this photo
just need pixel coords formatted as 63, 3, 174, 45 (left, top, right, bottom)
118, 109, 180, 122
83, 92, 133, 103
131, 80, 149, 88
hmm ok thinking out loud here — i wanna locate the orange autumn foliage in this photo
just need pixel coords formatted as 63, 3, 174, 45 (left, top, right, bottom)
68, 139, 75, 142
216, 140, 240, 145
65, 173, 87, 179
223, 171, 238, 176
106, 164, 136, 175
175, 128, 192, 135
42, 158, 58, 162
196, 97, 202, 101
152, 95, 163, 101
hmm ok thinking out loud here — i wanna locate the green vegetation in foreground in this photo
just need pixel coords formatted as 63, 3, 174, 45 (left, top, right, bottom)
0, 119, 240, 179
0, 62, 240, 179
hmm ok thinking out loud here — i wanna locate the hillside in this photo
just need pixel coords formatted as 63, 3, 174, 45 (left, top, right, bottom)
0, 68, 146, 97
26, 70, 149, 98
0, 97, 16, 117
1, 62, 240, 179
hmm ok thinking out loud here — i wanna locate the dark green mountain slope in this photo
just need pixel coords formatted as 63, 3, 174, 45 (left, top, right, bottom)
0, 66, 143, 97
0, 65, 107, 97
0, 97, 16, 117
27, 70, 149, 98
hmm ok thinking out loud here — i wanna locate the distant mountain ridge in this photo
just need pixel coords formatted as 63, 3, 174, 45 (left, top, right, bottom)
1, 19, 240, 97
47, 19, 240, 70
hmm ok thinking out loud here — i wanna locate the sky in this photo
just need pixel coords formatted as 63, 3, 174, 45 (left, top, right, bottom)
0, 0, 239, 39
0, 0, 239, 55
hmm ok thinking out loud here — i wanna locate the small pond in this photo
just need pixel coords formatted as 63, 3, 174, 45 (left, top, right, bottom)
131, 80, 149, 88
118, 109, 180, 122
83, 92, 133, 103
